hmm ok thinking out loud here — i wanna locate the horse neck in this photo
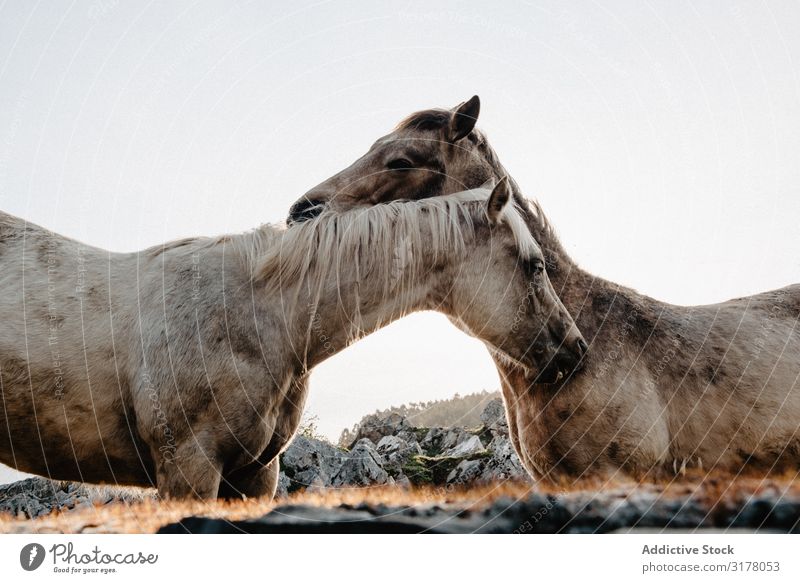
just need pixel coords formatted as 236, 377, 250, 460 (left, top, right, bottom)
284, 244, 447, 371
513, 189, 650, 341
297, 277, 436, 370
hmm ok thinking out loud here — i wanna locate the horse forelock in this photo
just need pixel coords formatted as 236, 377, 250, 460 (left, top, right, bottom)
394, 109, 492, 148
395, 108, 451, 132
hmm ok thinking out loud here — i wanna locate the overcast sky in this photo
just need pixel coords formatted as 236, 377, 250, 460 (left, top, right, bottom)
1, 1, 799, 483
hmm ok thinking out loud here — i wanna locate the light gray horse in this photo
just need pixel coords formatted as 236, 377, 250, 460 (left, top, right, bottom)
288, 96, 800, 482
0, 180, 585, 499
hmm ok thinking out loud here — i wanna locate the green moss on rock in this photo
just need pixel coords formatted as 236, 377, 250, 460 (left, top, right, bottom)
402, 454, 471, 485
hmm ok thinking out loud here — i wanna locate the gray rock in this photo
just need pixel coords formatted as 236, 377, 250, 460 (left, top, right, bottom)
331, 439, 393, 487
727, 498, 800, 531
376, 435, 423, 485
376, 435, 407, 457
480, 398, 505, 428
376, 435, 422, 469
275, 472, 291, 499
440, 428, 470, 451
421, 426, 470, 455
481, 435, 527, 481
393, 474, 412, 488
349, 413, 412, 447
419, 427, 444, 452
442, 435, 486, 458
280, 435, 346, 492
447, 459, 484, 484
0, 477, 150, 519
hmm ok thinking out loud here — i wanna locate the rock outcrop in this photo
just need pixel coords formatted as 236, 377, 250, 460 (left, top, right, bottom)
280, 435, 346, 492
331, 439, 393, 487
0, 478, 150, 519
346, 412, 416, 447
277, 398, 528, 494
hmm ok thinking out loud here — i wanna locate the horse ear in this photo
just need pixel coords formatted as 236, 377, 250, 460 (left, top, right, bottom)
487, 176, 510, 224
448, 95, 480, 142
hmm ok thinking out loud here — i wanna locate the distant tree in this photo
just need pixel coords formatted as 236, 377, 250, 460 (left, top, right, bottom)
337, 389, 500, 445
297, 413, 329, 443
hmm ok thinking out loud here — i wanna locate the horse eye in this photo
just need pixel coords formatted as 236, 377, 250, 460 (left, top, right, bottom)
387, 158, 414, 171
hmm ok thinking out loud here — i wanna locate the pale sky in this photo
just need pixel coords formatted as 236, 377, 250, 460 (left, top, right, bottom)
1, 1, 799, 483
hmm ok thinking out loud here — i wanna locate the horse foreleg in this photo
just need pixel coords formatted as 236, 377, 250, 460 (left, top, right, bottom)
218, 458, 280, 501
154, 439, 223, 500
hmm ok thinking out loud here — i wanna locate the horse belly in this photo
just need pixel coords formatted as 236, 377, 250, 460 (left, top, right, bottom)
684, 328, 800, 470
726, 376, 800, 470
0, 369, 154, 486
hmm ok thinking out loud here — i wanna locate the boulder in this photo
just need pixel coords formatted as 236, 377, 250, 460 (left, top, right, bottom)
275, 472, 291, 499
442, 435, 486, 459
481, 399, 508, 436
419, 427, 444, 453
420, 426, 469, 455
331, 439, 393, 487
280, 435, 346, 492
349, 413, 412, 447
480, 435, 528, 482
376, 435, 422, 481
447, 459, 484, 484
440, 428, 470, 451
0, 477, 150, 518
376, 436, 422, 465
481, 399, 507, 427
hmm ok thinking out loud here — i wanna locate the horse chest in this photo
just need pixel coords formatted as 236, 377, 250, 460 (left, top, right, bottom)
510, 369, 671, 480
221, 374, 308, 477
266, 375, 309, 455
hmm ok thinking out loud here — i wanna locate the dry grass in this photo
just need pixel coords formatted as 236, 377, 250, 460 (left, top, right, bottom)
1, 470, 797, 534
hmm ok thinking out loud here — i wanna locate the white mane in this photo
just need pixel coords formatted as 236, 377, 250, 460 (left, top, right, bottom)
248, 187, 540, 295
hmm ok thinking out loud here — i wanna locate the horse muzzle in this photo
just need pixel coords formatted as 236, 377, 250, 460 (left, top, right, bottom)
288, 197, 327, 224
528, 338, 588, 385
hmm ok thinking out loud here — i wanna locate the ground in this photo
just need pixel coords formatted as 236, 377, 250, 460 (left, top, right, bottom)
1, 470, 798, 534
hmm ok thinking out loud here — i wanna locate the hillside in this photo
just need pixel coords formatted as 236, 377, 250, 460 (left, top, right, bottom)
337, 390, 500, 446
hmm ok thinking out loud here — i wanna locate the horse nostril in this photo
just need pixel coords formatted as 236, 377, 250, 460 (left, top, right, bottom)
576, 338, 588, 356
288, 198, 325, 224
